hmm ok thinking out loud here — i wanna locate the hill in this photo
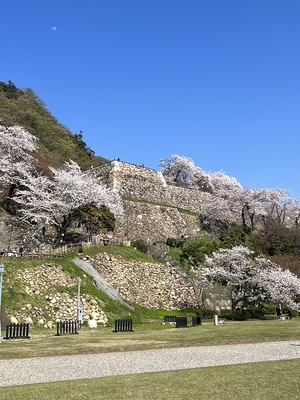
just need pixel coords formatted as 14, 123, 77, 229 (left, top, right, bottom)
0, 80, 107, 171
1, 81, 300, 324
1, 245, 199, 328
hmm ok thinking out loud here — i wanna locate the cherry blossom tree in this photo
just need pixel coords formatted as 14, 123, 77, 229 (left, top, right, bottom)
257, 188, 299, 228
199, 246, 263, 309
159, 155, 212, 192
255, 259, 300, 309
247, 189, 300, 255
198, 245, 300, 310
201, 171, 257, 230
13, 160, 123, 236
201, 174, 293, 233
158, 155, 300, 234
159, 156, 267, 231
209, 170, 243, 193
0, 125, 38, 185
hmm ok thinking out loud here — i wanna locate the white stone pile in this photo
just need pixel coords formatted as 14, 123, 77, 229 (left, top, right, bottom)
8, 264, 108, 326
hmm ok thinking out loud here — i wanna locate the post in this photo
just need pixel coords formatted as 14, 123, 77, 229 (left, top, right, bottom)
0, 263, 4, 343
77, 277, 82, 327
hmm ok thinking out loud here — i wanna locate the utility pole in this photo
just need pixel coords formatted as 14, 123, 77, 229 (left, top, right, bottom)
77, 277, 83, 328
0, 263, 4, 343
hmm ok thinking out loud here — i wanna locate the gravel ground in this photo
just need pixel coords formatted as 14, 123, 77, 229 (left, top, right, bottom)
1, 341, 300, 387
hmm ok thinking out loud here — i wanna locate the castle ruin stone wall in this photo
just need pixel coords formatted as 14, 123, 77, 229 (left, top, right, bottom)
92, 161, 210, 213
114, 201, 202, 242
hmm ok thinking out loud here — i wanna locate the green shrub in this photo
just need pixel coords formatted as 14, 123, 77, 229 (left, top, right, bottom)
282, 307, 298, 318
166, 238, 184, 248
220, 225, 252, 248
197, 309, 216, 319
245, 306, 267, 320
219, 306, 272, 321
63, 232, 83, 243
219, 310, 250, 321
260, 303, 276, 315
180, 239, 221, 265
132, 239, 148, 254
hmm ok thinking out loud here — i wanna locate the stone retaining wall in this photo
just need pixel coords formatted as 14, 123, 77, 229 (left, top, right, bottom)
92, 253, 198, 310
5, 253, 230, 325
114, 201, 201, 242
92, 161, 210, 213
90, 160, 211, 241
6, 255, 199, 325
7, 264, 108, 326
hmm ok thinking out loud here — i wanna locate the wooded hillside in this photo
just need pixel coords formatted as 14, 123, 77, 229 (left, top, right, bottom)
0, 81, 107, 172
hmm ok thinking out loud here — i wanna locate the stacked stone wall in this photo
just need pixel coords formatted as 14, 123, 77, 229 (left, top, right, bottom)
93, 161, 210, 213
90, 160, 212, 241
114, 201, 201, 242
166, 185, 210, 213
7, 264, 108, 325
92, 253, 197, 309
91, 162, 111, 186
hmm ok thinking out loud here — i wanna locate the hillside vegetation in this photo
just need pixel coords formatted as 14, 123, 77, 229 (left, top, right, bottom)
1, 81, 300, 323
0, 80, 107, 171
0, 245, 196, 328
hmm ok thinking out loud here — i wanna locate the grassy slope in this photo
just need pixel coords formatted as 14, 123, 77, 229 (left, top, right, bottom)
0, 245, 193, 329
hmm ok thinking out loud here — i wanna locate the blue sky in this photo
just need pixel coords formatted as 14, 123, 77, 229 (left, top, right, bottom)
2, 1, 300, 196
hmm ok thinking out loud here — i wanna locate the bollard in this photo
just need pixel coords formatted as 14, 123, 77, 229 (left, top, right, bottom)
214, 315, 219, 325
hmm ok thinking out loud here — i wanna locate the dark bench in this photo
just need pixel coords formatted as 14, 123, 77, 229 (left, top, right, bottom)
164, 316, 177, 323
113, 319, 134, 332
56, 320, 79, 336
192, 316, 202, 326
175, 316, 188, 328
164, 315, 201, 327
4, 323, 30, 339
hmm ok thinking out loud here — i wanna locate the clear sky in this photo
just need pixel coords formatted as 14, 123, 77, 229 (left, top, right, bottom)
2, 1, 300, 196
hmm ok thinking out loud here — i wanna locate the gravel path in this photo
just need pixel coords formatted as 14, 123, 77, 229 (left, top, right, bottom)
1, 341, 300, 387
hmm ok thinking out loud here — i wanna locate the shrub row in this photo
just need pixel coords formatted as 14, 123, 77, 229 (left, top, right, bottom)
196, 305, 298, 321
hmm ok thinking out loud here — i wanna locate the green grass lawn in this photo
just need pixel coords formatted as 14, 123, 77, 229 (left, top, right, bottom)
1, 318, 300, 360
1, 359, 300, 400
1, 319, 300, 398
1, 252, 300, 398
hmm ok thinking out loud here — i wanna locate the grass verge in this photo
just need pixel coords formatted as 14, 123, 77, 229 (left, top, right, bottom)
1, 359, 300, 399
1, 318, 300, 360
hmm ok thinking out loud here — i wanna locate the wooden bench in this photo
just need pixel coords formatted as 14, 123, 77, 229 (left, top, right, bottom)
175, 316, 188, 328
4, 323, 30, 339
56, 320, 79, 336
192, 316, 202, 326
164, 316, 177, 323
113, 319, 134, 332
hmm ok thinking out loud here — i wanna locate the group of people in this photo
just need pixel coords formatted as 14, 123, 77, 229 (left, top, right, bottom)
276, 307, 292, 320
